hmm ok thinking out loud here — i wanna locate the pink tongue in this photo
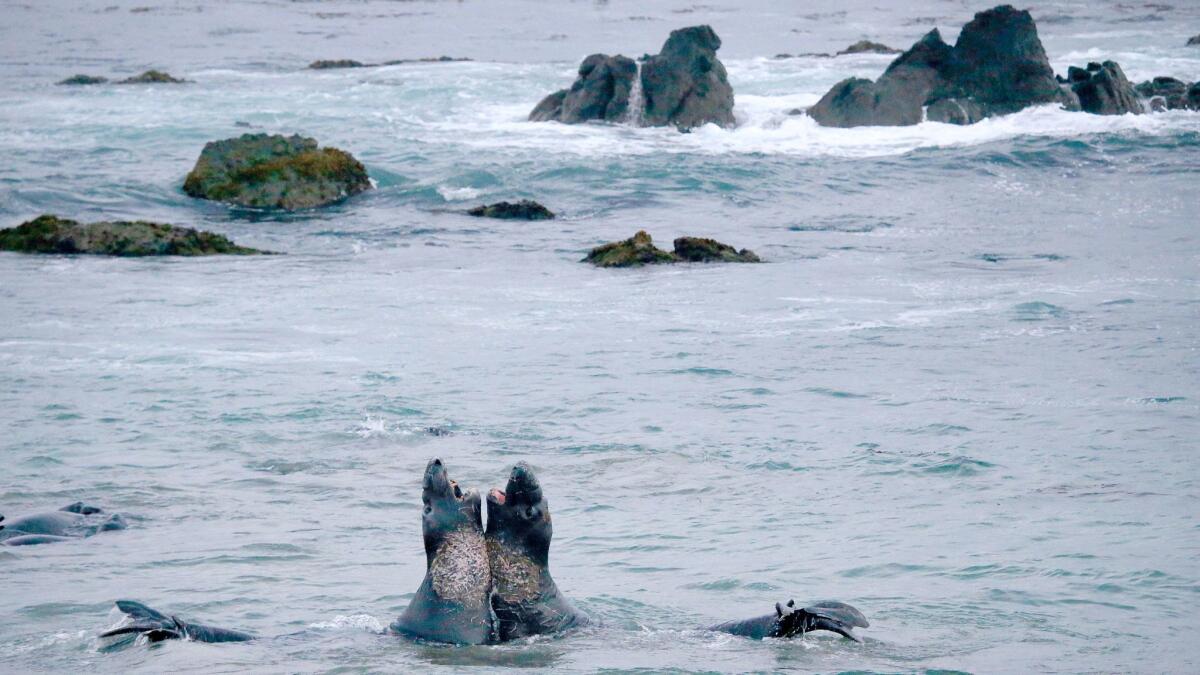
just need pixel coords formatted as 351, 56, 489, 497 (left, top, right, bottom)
490, 488, 506, 504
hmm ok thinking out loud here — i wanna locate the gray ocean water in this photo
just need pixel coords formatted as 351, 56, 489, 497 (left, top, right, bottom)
1, 0, 1199, 672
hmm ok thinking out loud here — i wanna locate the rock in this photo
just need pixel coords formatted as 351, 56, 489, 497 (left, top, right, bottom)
117, 69, 187, 84
640, 25, 735, 129
1069, 61, 1142, 115
672, 237, 760, 263
466, 200, 555, 220
1190, 82, 1200, 109
583, 231, 678, 267
528, 54, 637, 123
0, 215, 266, 256
183, 133, 371, 210
810, 5, 1076, 127
309, 59, 368, 69
1135, 76, 1195, 110
1188, 34, 1200, 46
836, 40, 901, 55
57, 74, 108, 85
381, 56, 472, 65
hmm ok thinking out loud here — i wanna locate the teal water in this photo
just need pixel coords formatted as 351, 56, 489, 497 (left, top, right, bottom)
1, 1, 1198, 673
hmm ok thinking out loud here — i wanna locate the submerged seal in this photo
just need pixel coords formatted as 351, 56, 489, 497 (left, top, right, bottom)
710, 599, 869, 641
0, 502, 126, 546
390, 458, 494, 645
485, 462, 587, 640
100, 600, 254, 643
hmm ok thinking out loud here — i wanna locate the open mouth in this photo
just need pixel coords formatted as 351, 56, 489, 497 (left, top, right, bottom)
487, 487, 506, 505
449, 480, 464, 500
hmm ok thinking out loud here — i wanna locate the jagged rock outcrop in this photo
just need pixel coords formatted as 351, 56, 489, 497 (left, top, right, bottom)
529, 54, 637, 123
640, 25, 735, 129
1068, 61, 1142, 115
810, 5, 1078, 127
0, 215, 266, 256
466, 200, 555, 220
1134, 77, 1197, 111
583, 231, 759, 267
117, 70, 187, 84
57, 75, 108, 85
183, 133, 371, 210
529, 25, 734, 130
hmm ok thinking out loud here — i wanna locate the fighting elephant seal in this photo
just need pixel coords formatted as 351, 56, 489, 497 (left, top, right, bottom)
389, 457, 494, 644
0, 502, 126, 546
485, 462, 588, 640
710, 598, 870, 641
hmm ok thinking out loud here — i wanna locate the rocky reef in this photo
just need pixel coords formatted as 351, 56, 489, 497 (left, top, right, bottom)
530, 24, 734, 130
583, 231, 759, 267
309, 59, 367, 69
0, 215, 266, 256
466, 200, 555, 220
57, 74, 108, 85
809, 5, 1077, 127
308, 56, 471, 69
183, 134, 371, 210
57, 70, 187, 85
1067, 61, 1142, 115
1135, 77, 1200, 111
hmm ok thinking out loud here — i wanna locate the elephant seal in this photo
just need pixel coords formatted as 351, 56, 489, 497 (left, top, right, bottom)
390, 458, 494, 645
100, 600, 253, 643
0, 502, 126, 546
485, 462, 587, 640
710, 599, 869, 641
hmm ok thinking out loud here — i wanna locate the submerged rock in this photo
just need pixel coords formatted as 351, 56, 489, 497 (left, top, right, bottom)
1135, 76, 1196, 111
810, 5, 1076, 127
836, 40, 902, 55
640, 25, 735, 130
308, 59, 367, 69
1068, 61, 1142, 115
381, 56, 472, 65
1189, 34, 1200, 46
583, 231, 677, 267
583, 231, 759, 267
529, 54, 637, 123
0, 215, 266, 256
117, 70, 187, 84
466, 200, 555, 220
183, 133, 371, 210
529, 24, 734, 130
672, 237, 760, 263
57, 74, 108, 85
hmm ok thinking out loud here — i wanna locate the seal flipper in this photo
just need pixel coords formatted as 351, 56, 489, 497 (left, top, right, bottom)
60, 502, 103, 515
103, 601, 253, 644
115, 600, 171, 623
775, 599, 868, 642
803, 600, 869, 629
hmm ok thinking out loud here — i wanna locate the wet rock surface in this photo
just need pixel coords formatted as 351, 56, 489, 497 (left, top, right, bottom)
1135, 76, 1198, 111
466, 200, 555, 220
583, 231, 759, 267
1068, 61, 1142, 115
0, 215, 266, 256
640, 25, 735, 130
529, 54, 637, 123
57, 74, 108, 85
117, 70, 188, 84
183, 133, 371, 210
672, 237, 760, 263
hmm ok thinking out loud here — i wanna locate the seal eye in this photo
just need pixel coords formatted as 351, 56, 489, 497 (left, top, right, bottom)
524, 506, 538, 520
423, 500, 432, 515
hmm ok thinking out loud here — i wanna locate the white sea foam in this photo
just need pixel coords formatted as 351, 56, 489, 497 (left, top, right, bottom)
437, 186, 482, 201
308, 614, 385, 633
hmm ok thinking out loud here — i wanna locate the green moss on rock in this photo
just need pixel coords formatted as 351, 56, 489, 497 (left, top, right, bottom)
582, 231, 679, 267
117, 70, 188, 84
467, 200, 555, 220
57, 74, 108, 85
183, 133, 372, 210
672, 236, 760, 262
0, 214, 268, 256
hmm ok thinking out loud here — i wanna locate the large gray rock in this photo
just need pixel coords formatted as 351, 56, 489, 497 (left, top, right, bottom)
529, 54, 637, 123
1068, 61, 1142, 115
183, 133, 371, 210
810, 5, 1077, 127
640, 25, 735, 129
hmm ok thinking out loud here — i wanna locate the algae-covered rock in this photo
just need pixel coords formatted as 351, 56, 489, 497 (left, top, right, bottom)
57, 74, 108, 85
672, 237, 760, 263
583, 231, 678, 267
117, 70, 187, 84
466, 200, 555, 220
308, 59, 368, 69
183, 133, 371, 210
837, 40, 901, 55
0, 215, 267, 256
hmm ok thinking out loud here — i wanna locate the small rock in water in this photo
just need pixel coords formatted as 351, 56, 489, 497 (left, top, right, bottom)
117, 69, 187, 84
57, 74, 108, 85
1135, 76, 1197, 111
381, 56, 473, 65
1068, 61, 1142, 115
466, 200, 555, 220
1188, 34, 1200, 46
308, 59, 368, 69
183, 133, 372, 211
672, 237, 760, 263
836, 40, 901, 55
0, 215, 268, 256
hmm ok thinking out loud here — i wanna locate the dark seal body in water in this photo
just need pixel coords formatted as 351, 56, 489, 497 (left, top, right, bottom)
710, 599, 869, 641
485, 462, 588, 640
390, 458, 494, 645
100, 601, 254, 643
0, 502, 126, 546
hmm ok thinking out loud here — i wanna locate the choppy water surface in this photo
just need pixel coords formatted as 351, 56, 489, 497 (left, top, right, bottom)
1, 0, 1199, 672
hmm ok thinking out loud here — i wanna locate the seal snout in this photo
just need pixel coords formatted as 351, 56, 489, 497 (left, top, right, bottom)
488, 488, 506, 505
505, 462, 543, 505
